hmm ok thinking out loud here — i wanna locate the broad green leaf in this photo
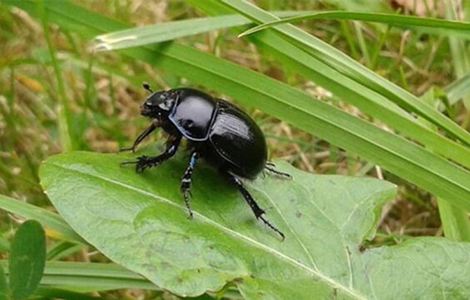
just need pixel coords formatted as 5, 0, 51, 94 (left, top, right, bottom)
0, 194, 84, 244
239, 11, 470, 37
40, 151, 470, 298
9, 220, 46, 300
218, 0, 470, 146
0, 264, 8, 300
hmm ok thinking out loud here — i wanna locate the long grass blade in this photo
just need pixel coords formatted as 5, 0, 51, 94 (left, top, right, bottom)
94, 12, 300, 51
239, 11, 470, 37
0, 261, 157, 292
0, 194, 84, 244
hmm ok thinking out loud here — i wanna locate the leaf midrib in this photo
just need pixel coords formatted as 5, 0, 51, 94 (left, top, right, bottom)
48, 160, 366, 299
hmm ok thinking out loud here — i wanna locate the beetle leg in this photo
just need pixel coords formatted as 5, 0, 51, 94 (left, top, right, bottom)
120, 119, 160, 152
265, 162, 292, 179
229, 175, 285, 240
121, 135, 181, 172
180, 151, 199, 219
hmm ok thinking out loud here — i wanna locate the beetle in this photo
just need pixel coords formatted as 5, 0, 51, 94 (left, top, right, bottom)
121, 84, 290, 239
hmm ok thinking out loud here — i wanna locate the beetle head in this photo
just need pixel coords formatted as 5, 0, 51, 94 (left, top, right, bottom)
140, 85, 178, 119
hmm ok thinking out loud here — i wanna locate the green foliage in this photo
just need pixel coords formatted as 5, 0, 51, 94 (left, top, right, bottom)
0, 195, 84, 244
8, 0, 470, 212
9, 220, 46, 300
40, 151, 470, 298
0, 265, 7, 300
1, 0, 470, 298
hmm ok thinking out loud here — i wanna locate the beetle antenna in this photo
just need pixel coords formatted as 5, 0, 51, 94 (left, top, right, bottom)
142, 82, 153, 93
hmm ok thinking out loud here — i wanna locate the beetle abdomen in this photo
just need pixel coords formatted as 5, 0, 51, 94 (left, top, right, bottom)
209, 100, 267, 179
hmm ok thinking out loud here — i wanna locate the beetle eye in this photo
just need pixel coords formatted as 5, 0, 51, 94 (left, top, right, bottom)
145, 100, 152, 107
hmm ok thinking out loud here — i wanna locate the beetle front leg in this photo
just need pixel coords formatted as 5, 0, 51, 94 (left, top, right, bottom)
180, 151, 199, 219
121, 135, 181, 173
229, 174, 285, 240
120, 119, 160, 152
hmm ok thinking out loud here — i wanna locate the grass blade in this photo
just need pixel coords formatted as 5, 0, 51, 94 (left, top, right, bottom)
94, 12, 300, 51
239, 11, 470, 37
0, 265, 7, 300
39, 1, 74, 151
0, 194, 84, 244
1, 261, 158, 292
435, 0, 470, 242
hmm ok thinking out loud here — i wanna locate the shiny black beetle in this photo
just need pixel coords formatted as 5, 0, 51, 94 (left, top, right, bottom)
122, 84, 289, 239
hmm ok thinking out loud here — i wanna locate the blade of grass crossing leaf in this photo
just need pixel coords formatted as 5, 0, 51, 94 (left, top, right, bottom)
0, 194, 85, 244
239, 11, 470, 37
9, 220, 46, 300
219, 0, 470, 146
8, 1, 470, 210
0, 265, 8, 300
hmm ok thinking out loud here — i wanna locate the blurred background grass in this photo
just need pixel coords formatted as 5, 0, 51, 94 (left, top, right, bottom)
0, 0, 468, 297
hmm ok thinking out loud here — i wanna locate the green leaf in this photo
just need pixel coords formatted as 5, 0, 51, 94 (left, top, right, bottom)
40, 151, 470, 298
239, 11, 470, 37
9, 220, 46, 300
0, 194, 85, 244
0, 264, 8, 300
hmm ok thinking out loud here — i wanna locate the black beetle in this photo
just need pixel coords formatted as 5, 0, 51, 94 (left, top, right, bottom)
122, 84, 290, 239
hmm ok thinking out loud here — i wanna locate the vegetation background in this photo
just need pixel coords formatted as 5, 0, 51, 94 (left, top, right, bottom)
0, 0, 470, 299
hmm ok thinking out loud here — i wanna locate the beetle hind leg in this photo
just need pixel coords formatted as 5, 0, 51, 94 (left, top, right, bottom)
265, 162, 292, 179
180, 151, 199, 219
229, 175, 285, 240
